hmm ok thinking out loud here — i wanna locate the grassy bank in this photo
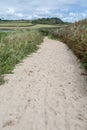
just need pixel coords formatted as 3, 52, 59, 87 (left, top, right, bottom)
0, 30, 43, 84
51, 23, 87, 70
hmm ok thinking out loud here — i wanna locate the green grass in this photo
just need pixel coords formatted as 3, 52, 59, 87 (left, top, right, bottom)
0, 30, 43, 85
0, 23, 66, 30
0, 22, 32, 27
30, 24, 64, 29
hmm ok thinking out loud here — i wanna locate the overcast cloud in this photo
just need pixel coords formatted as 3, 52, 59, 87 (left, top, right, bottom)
0, 0, 87, 22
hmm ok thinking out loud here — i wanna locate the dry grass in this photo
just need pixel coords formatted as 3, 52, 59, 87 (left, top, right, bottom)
52, 23, 87, 70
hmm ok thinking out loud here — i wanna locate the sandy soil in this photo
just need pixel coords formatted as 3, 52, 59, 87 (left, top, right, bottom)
0, 37, 87, 130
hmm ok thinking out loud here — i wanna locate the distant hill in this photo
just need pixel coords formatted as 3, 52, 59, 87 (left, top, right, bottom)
32, 18, 64, 24
0, 18, 64, 24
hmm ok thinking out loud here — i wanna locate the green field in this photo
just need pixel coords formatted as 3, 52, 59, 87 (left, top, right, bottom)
0, 21, 32, 27
0, 21, 66, 30
0, 22, 32, 27
30, 24, 64, 29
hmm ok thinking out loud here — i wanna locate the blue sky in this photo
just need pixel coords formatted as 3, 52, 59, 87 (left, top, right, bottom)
0, 0, 87, 22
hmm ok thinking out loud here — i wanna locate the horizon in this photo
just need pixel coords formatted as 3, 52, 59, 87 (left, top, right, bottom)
0, 0, 87, 22
0, 17, 86, 24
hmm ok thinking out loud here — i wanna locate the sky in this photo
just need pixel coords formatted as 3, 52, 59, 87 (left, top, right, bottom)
0, 0, 87, 22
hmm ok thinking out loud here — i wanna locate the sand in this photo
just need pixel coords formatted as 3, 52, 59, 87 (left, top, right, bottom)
0, 37, 87, 130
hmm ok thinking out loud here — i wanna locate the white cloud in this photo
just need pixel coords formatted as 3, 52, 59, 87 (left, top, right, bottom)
7, 8, 16, 15
82, 12, 87, 18
4, 7, 24, 19
53, 13, 63, 18
35, 8, 51, 15
62, 17, 75, 22
16, 13, 23, 17
60, 8, 69, 12
0, 0, 87, 21
62, 11, 87, 22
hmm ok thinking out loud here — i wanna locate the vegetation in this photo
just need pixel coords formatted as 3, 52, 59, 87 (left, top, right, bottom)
0, 18, 68, 33
38, 25, 67, 36
0, 23, 65, 31
0, 22, 32, 27
0, 18, 64, 25
51, 19, 87, 70
0, 18, 66, 85
1, 17, 86, 84
0, 19, 32, 27
0, 30, 43, 84
32, 17, 64, 24
30, 24, 63, 29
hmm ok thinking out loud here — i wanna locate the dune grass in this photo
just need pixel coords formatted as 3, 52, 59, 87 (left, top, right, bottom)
0, 30, 43, 84
52, 23, 87, 70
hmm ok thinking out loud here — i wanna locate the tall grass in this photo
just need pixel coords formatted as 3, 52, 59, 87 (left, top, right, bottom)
52, 23, 87, 70
0, 30, 43, 84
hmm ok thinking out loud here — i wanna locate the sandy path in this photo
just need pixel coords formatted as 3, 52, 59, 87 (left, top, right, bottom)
0, 37, 87, 130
